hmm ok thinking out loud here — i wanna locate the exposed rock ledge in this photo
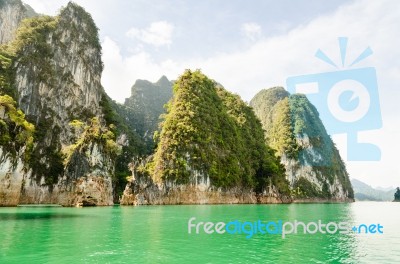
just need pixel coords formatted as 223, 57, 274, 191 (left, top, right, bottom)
0, 143, 114, 207
120, 169, 292, 205
293, 198, 355, 203
120, 183, 291, 205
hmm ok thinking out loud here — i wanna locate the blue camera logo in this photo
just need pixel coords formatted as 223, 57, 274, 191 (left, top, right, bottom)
286, 37, 382, 161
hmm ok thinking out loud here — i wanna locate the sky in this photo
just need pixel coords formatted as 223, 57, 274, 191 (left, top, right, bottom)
22, 0, 400, 189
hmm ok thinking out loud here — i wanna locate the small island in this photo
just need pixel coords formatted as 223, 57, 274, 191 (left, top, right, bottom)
394, 187, 400, 202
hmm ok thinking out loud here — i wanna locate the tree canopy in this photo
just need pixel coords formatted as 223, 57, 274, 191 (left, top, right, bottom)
150, 70, 289, 193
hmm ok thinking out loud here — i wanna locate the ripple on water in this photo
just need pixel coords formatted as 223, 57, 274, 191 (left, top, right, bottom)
0, 202, 399, 263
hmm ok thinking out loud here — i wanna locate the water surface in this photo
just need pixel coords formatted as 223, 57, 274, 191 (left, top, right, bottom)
1, 202, 399, 263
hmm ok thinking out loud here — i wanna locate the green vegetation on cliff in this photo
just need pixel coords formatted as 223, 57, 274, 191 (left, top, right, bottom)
13, 15, 58, 52
99, 93, 148, 198
9, 16, 59, 85
250, 87, 289, 131
0, 48, 15, 98
63, 117, 121, 166
2, 15, 62, 186
97, 77, 173, 199
151, 70, 289, 193
3, 0, 355, 203
59, 2, 101, 52
250, 87, 297, 158
0, 3, 105, 188
0, 95, 34, 162
250, 87, 353, 199
267, 97, 299, 158
289, 94, 352, 196
0, 15, 57, 98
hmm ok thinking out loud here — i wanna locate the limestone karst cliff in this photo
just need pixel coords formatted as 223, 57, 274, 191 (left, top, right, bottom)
124, 75, 173, 149
120, 70, 291, 205
0, 0, 36, 44
0, 1, 353, 206
250, 87, 354, 201
0, 1, 117, 206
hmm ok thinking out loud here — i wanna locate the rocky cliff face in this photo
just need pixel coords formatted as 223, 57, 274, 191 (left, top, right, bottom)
123, 76, 173, 151
0, 0, 36, 44
0, 2, 115, 206
0, 146, 27, 206
0, 95, 34, 206
0, 1, 353, 206
120, 158, 290, 205
250, 87, 354, 201
15, 5, 103, 142
18, 141, 115, 206
120, 70, 291, 205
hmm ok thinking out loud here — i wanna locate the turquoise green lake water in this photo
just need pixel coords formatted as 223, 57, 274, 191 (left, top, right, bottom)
1, 202, 399, 263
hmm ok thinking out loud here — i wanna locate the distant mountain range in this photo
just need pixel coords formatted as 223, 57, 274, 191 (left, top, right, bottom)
351, 179, 395, 201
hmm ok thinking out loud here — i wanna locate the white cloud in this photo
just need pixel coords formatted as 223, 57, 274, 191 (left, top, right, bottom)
126, 21, 174, 47
241, 22, 262, 41
102, 0, 400, 187
101, 37, 181, 103
22, 0, 68, 15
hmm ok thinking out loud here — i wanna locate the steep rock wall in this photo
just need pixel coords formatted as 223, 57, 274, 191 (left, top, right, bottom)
0, 146, 28, 206
0, 2, 115, 206
0, 0, 36, 44
250, 87, 354, 201
120, 162, 290, 205
18, 142, 114, 206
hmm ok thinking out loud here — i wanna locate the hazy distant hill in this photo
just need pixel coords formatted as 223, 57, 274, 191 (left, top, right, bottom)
375, 186, 395, 192
123, 76, 173, 151
351, 179, 395, 201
